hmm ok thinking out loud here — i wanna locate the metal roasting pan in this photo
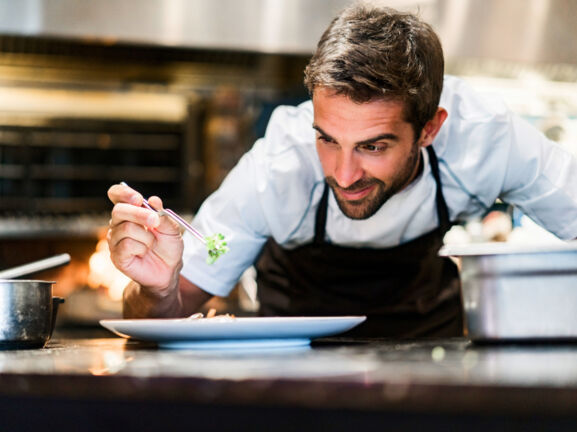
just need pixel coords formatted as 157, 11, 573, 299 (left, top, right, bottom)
439, 242, 577, 342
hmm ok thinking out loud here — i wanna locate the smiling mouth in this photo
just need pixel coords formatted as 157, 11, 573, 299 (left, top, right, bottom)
327, 177, 388, 219
336, 184, 376, 202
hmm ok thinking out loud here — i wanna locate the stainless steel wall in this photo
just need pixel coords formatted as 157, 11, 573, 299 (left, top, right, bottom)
0, 0, 353, 54
0, 0, 575, 65
435, 0, 577, 65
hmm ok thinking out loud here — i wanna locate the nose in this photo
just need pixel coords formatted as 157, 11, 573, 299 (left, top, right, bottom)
334, 150, 363, 189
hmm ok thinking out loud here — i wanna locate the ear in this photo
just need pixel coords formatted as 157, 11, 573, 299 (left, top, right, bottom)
419, 107, 448, 147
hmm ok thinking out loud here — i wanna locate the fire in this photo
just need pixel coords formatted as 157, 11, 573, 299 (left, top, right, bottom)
87, 238, 130, 301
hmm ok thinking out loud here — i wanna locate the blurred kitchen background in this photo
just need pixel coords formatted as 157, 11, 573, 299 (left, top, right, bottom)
0, 0, 576, 328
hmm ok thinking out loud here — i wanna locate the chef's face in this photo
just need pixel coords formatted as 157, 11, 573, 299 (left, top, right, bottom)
313, 88, 444, 220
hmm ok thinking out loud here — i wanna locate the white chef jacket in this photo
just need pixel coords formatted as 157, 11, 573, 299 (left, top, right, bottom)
181, 75, 577, 296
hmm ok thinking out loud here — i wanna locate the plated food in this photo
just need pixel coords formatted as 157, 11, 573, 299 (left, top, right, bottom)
186, 308, 235, 321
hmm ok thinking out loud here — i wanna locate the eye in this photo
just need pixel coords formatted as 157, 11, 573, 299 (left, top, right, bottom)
359, 143, 387, 154
316, 134, 336, 145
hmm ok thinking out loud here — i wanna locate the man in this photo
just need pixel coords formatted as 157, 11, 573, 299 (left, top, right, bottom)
107, 4, 577, 337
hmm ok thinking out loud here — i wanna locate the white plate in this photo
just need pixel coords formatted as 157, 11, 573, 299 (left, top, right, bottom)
100, 316, 366, 349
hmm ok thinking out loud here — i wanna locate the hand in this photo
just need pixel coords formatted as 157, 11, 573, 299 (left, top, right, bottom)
107, 183, 184, 295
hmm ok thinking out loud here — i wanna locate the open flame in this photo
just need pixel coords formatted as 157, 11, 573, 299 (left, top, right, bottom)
87, 238, 130, 301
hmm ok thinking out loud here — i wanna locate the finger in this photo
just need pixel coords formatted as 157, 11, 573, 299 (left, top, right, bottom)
107, 183, 144, 206
147, 195, 164, 210
110, 236, 151, 270
110, 203, 160, 229
108, 220, 156, 251
157, 216, 184, 236
145, 196, 183, 235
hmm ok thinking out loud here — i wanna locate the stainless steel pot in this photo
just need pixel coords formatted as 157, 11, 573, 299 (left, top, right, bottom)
0, 280, 64, 349
440, 242, 577, 342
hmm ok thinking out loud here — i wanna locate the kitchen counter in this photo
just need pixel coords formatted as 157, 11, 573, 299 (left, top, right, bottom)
1, 336, 577, 431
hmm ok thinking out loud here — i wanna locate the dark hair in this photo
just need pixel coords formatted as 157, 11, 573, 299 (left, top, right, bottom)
304, 4, 444, 137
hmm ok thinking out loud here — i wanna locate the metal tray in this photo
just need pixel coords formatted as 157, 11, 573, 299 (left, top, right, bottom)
439, 242, 577, 342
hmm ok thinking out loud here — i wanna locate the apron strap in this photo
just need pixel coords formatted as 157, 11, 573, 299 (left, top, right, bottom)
314, 183, 330, 245
426, 145, 452, 233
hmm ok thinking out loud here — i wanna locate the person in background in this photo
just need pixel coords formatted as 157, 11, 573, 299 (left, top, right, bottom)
107, 3, 577, 337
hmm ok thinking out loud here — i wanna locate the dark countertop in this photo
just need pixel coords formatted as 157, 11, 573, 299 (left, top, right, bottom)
2, 336, 577, 431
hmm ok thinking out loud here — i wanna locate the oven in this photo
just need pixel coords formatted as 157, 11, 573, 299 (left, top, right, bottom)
0, 34, 309, 330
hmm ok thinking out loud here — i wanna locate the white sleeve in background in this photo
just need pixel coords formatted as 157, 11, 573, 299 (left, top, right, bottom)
499, 114, 577, 240
438, 76, 577, 240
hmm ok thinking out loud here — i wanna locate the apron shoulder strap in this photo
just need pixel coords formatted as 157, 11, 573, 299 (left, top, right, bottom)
426, 145, 451, 233
314, 183, 330, 245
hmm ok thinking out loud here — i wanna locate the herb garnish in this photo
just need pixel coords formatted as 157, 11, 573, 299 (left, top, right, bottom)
205, 233, 229, 265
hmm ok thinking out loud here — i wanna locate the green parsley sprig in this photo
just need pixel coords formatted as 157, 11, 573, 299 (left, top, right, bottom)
205, 233, 229, 265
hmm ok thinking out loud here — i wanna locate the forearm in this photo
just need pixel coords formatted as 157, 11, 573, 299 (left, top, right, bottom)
122, 280, 184, 319
122, 275, 214, 318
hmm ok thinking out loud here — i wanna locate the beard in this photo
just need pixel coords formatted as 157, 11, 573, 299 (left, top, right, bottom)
326, 143, 422, 220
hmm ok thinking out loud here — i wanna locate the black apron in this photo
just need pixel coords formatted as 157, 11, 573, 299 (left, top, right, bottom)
255, 146, 463, 337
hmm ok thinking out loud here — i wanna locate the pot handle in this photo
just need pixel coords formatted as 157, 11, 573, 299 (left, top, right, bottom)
50, 297, 65, 338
